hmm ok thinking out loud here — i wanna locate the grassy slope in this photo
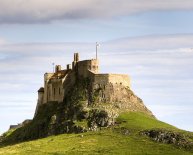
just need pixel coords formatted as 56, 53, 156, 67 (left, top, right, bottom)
0, 112, 193, 155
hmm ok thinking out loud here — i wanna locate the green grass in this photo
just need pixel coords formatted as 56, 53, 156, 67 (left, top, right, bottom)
0, 112, 193, 155
117, 112, 178, 131
74, 120, 88, 128
1, 128, 17, 138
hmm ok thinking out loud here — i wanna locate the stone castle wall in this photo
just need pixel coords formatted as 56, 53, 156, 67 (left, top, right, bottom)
47, 79, 64, 103
43, 73, 54, 103
39, 65, 130, 105
90, 72, 130, 89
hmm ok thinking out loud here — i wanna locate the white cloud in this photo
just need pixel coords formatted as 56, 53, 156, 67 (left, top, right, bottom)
1, 34, 193, 53
0, 38, 6, 45
105, 34, 193, 51
149, 104, 193, 131
0, 0, 193, 24
150, 105, 193, 118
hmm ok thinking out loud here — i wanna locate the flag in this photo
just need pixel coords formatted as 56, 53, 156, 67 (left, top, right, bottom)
96, 42, 100, 47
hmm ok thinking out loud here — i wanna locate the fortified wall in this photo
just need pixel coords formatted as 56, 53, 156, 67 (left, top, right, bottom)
90, 73, 130, 88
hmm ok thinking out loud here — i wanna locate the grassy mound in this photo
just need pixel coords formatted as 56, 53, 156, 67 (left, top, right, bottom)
0, 112, 193, 155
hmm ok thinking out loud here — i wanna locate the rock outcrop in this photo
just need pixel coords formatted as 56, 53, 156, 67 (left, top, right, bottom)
140, 129, 193, 150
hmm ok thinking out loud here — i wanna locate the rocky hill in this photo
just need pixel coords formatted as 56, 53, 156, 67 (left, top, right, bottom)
0, 77, 153, 144
0, 112, 193, 155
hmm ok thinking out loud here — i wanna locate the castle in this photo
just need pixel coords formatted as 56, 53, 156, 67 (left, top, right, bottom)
35, 53, 130, 115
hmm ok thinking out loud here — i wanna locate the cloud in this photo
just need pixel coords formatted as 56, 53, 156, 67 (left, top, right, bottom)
150, 105, 193, 117
0, 34, 193, 97
0, 38, 6, 45
105, 34, 193, 51
0, 34, 193, 77
149, 104, 193, 131
1, 34, 193, 53
0, 0, 193, 24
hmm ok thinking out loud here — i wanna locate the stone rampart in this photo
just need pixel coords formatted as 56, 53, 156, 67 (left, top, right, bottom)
90, 72, 130, 88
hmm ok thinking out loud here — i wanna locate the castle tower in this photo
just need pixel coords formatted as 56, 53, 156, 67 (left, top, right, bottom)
76, 59, 99, 78
55, 65, 61, 73
72, 53, 79, 70
34, 87, 45, 116
90, 59, 99, 74
74, 53, 79, 61
67, 64, 72, 70
37, 87, 44, 105
43, 73, 54, 103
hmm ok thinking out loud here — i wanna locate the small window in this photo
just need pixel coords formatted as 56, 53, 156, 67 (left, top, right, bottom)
48, 90, 51, 99
102, 93, 105, 98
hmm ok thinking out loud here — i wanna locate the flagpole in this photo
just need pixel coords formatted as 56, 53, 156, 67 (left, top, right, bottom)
96, 42, 98, 60
52, 63, 55, 73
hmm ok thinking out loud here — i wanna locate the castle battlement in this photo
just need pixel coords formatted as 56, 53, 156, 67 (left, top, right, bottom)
89, 72, 130, 88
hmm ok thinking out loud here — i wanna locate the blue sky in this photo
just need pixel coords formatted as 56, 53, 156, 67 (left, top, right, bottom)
0, 0, 193, 134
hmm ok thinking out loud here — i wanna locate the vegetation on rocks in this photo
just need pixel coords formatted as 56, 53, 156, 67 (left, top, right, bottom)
87, 109, 109, 130
0, 79, 90, 145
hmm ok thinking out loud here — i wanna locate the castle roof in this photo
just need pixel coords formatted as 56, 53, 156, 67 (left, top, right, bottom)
38, 87, 44, 92
50, 69, 71, 80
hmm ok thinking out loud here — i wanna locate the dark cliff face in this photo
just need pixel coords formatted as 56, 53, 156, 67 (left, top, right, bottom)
1, 78, 153, 145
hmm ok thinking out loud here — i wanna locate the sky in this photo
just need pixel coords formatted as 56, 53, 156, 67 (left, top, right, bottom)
0, 0, 193, 134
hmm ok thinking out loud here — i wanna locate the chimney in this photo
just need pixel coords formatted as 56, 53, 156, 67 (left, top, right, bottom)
67, 64, 72, 70
55, 65, 61, 73
72, 53, 79, 69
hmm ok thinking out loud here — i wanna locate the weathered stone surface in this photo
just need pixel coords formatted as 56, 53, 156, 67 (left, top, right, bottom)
140, 130, 193, 150
120, 127, 130, 135
90, 83, 153, 117
9, 119, 32, 130
87, 109, 109, 130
